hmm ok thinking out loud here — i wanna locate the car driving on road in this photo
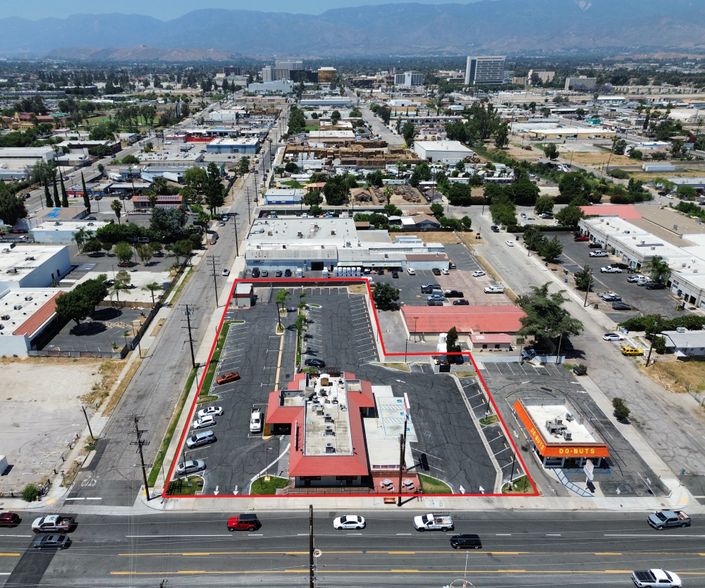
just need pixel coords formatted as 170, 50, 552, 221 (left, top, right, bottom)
602, 333, 624, 341
333, 515, 366, 530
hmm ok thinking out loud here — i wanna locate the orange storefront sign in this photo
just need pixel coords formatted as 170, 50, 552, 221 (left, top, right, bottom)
514, 400, 610, 459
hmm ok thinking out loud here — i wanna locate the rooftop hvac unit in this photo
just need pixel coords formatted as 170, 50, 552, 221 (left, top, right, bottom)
325, 425, 335, 435
565, 413, 574, 422
325, 443, 335, 453
324, 413, 333, 422
676, 327, 687, 333
564, 431, 573, 441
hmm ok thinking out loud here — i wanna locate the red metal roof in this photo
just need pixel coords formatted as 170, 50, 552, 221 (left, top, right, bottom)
470, 333, 513, 344
12, 292, 63, 338
402, 305, 525, 334
580, 204, 642, 220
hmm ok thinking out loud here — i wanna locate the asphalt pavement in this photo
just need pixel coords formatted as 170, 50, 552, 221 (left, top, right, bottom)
3, 510, 705, 587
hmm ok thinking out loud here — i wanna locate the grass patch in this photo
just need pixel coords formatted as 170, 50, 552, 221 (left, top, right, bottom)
503, 475, 533, 494
419, 474, 452, 494
197, 395, 219, 404
281, 180, 304, 189
276, 323, 285, 334
250, 476, 289, 495
199, 322, 232, 398
60, 460, 83, 487
308, 303, 321, 308
103, 357, 142, 416
148, 366, 198, 487
455, 371, 477, 378
479, 414, 499, 426
80, 359, 122, 408
645, 360, 705, 395
166, 475, 204, 496
150, 318, 166, 337
379, 362, 411, 372
163, 267, 191, 303
304, 125, 319, 131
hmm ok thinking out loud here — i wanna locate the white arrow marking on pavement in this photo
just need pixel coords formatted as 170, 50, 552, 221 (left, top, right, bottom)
214, 486, 219, 495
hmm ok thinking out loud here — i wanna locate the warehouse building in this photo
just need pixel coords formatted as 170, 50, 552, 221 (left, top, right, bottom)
0, 288, 65, 356
206, 137, 260, 155
0, 245, 72, 291
31, 220, 110, 244
413, 141, 475, 163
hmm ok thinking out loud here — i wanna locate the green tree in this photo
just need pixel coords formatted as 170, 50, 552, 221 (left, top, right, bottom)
21, 484, 40, 503
52, 174, 61, 208
115, 269, 131, 288
555, 204, 585, 227
538, 235, 563, 261
323, 174, 356, 206
142, 282, 164, 304
644, 255, 671, 284
559, 173, 591, 202
517, 282, 583, 344
459, 216, 472, 230
183, 166, 208, 201
287, 106, 306, 134
446, 326, 461, 354
372, 283, 400, 310
81, 172, 90, 214
83, 239, 103, 254
60, 176, 69, 207
72, 227, 92, 252
114, 241, 133, 263
237, 157, 251, 176
203, 162, 225, 215
677, 185, 697, 200
402, 122, 416, 146
44, 180, 53, 208
331, 110, 341, 124
136, 244, 153, 265
275, 289, 291, 327
543, 143, 559, 160
409, 163, 432, 187
494, 121, 509, 149
149, 207, 188, 243
31, 160, 56, 185
350, 107, 362, 117
302, 192, 323, 207
612, 397, 630, 422
574, 265, 594, 291
55, 290, 94, 325
523, 225, 546, 251
111, 199, 122, 224
534, 195, 554, 215
172, 239, 194, 265
0, 191, 28, 226
429, 203, 444, 218
447, 182, 472, 206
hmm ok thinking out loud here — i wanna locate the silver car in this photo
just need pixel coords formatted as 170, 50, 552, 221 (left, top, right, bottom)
175, 459, 206, 476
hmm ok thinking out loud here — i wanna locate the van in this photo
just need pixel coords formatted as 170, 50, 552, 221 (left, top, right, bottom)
450, 534, 482, 549
186, 430, 216, 449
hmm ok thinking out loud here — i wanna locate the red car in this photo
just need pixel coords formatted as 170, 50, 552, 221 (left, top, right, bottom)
216, 371, 240, 385
574, 235, 589, 242
0, 513, 21, 527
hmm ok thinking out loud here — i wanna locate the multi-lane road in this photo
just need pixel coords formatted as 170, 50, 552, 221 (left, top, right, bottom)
3, 511, 704, 587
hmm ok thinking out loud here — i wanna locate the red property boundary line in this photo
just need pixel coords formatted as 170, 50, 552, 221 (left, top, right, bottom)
164, 277, 538, 498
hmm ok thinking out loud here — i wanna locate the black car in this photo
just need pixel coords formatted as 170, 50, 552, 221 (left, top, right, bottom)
444, 290, 464, 298
431, 268, 441, 275
645, 282, 666, 290
612, 301, 632, 310
252, 268, 260, 278
275, 270, 283, 277
588, 242, 602, 248
452, 299, 470, 305
284, 269, 292, 277
304, 358, 326, 368
392, 271, 399, 278
33, 535, 71, 550
450, 534, 482, 550
427, 300, 443, 306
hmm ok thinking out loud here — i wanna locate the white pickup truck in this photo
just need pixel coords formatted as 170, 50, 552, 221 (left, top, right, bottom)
413, 513, 454, 532
249, 408, 262, 434
631, 569, 682, 588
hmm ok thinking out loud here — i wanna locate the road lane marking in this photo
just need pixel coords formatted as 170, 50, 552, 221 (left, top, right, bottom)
126, 534, 231, 538
546, 533, 562, 537
0, 554, 20, 557
396, 533, 412, 536
495, 533, 512, 536
595, 553, 622, 556
605, 534, 705, 538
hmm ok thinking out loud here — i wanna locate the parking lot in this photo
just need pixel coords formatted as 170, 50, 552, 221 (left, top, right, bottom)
555, 234, 685, 322
479, 360, 669, 497
170, 284, 504, 496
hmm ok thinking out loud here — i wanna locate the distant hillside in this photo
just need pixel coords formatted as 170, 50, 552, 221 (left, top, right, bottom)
0, 0, 702, 59
42, 46, 237, 62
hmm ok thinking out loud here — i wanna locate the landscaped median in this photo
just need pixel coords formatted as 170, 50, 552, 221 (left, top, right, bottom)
250, 476, 289, 495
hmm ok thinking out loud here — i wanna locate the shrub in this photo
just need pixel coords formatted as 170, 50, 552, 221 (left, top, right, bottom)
608, 168, 629, 179
21, 484, 40, 502
612, 397, 630, 422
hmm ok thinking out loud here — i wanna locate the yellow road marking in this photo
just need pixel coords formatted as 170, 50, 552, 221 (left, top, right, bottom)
0, 553, 20, 557
595, 552, 622, 556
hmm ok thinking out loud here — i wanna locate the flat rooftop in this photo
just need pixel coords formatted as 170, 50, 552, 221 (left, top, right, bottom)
247, 217, 358, 247
524, 403, 599, 444
33, 220, 110, 232
0, 289, 62, 338
0, 245, 65, 281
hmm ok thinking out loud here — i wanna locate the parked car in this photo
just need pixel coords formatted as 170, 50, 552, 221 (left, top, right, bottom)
251, 268, 260, 278
222, 269, 230, 277
431, 268, 441, 275
333, 515, 366, 530
284, 269, 292, 277
521, 348, 537, 360
192, 415, 216, 430
406, 268, 416, 275
539, 213, 553, 219
621, 346, 644, 356
602, 333, 624, 341
441, 268, 450, 275
505, 240, 515, 247
452, 299, 470, 306
261, 270, 269, 277
484, 285, 504, 294
421, 283, 441, 294
175, 459, 206, 476
392, 271, 399, 278
627, 274, 647, 283
645, 282, 666, 290
427, 294, 445, 301
186, 430, 216, 449
216, 371, 240, 385
249, 408, 262, 434
275, 270, 283, 277
33, 535, 71, 550
589, 250, 609, 257
601, 293, 622, 302
472, 270, 486, 278
304, 358, 326, 368
574, 235, 589, 242
588, 242, 602, 248
197, 406, 223, 418
444, 290, 464, 298
427, 300, 443, 306
600, 266, 622, 273
612, 301, 632, 310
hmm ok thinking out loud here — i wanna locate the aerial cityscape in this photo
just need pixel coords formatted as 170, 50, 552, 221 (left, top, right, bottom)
0, 0, 704, 586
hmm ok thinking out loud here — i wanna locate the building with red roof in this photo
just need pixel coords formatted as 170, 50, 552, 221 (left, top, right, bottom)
579, 204, 642, 221
0, 289, 64, 356
402, 305, 525, 338
266, 371, 379, 488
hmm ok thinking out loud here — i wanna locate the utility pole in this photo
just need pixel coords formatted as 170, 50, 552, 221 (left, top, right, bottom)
209, 255, 221, 307
397, 394, 409, 507
646, 318, 660, 366
233, 216, 240, 257
81, 406, 94, 442
309, 505, 315, 588
246, 187, 252, 225
583, 269, 593, 307
183, 304, 196, 369
131, 416, 151, 501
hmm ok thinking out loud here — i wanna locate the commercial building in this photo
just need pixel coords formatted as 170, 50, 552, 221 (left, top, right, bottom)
245, 217, 444, 273
317, 67, 338, 85
0, 245, 71, 291
263, 188, 305, 205
247, 80, 294, 94
131, 195, 184, 211
31, 220, 110, 244
0, 146, 56, 181
261, 65, 291, 82
527, 69, 555, 85
206, 137, 260, 155
465, 56, 505, 85
513, 398, 609, 469
0, 288, 65, 356
413, 140, 475, 163
275, 60, 303, 72
661, 329, 705, 359
300, 98, 352, 108
394, 71, 424, 88
565, 76, 597, 91
402, 305, 525, 342
223, 66, 241, 76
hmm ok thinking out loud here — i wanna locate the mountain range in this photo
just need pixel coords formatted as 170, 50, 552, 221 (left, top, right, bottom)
1, 0, 704, 60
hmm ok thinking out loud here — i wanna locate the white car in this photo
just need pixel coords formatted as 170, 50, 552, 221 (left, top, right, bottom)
505, 240, 514, 247
197, 406, 223, 418
441, 268, 449, 275
192, 415, 216, 430
333, 515, 366, 530
472, 270, 486, 278
250, 408, 262, 433
602, 333, 624, 341
589, 250, 608, 257
601, 266, 622, 273
406, 268, 416, 275
222, 268, 230, 276
175, 459, 206, 476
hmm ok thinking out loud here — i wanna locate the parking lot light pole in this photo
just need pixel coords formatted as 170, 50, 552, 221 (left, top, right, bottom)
413, 316, 419, 342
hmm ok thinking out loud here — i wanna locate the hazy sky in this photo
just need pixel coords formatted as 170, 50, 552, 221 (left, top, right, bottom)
8, 0, 484, 20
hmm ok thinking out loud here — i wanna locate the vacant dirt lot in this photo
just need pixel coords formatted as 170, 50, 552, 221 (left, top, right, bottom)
0, 358, 104, 494
645, 358, 705, 396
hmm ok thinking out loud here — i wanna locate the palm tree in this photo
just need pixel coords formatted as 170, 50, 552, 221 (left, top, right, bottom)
110, 281, 128, 303
274, 289, 291, 327
111, 199, 122, 224
72, 228, 92, 253
645, 255, 672, 284
142, 282, 164, 305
